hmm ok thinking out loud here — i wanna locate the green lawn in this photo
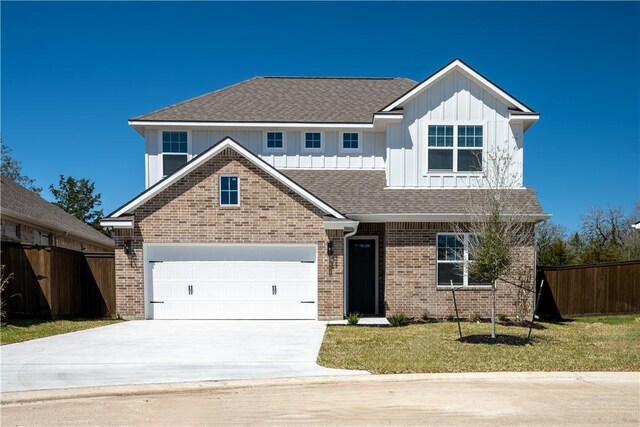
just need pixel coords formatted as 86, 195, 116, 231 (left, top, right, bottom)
0, 319, 122, 345
318, 314, 640, 373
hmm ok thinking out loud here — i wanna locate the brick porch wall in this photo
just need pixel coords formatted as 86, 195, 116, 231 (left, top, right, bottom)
384, 222, 535, 320
113, 147, 344, 320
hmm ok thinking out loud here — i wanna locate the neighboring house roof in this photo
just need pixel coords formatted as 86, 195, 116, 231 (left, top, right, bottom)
1, 175, 114, 249
283, 169, 547, 221
633, 221, 640, 231
131, 77, 417, 124
102, 137, 346, 222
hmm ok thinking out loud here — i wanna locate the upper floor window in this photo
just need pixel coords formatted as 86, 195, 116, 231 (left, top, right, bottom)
162, 131, 188, 176
436, 234, 491, 287
304, 132, 322, 150
219, 175, 239, 206
342, 132, 360, 150
266, 132, 284, 150
427, 125, 483, 173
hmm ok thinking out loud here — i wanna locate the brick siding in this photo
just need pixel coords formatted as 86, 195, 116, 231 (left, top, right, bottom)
114, 147, 343, 320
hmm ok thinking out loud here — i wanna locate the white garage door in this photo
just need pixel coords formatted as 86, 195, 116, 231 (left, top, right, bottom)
146, 245, 317, 320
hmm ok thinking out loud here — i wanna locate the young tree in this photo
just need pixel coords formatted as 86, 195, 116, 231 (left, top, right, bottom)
453, 146, 536, 338
1, 142, 42, 194
49, 175, 105, 233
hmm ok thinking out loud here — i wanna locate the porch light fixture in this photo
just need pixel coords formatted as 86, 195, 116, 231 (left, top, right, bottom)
124, 240, 132, 255
327, 241, 334, 256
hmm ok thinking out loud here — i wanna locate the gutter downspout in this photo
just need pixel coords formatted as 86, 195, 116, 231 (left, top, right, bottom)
343, 222, 359, 317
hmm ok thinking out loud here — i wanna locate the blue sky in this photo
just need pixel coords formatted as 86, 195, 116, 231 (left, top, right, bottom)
2, 1, 639, 232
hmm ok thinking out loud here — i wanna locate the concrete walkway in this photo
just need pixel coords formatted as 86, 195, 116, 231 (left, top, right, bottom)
0, 320, 366, 392
2, 372, 638, 426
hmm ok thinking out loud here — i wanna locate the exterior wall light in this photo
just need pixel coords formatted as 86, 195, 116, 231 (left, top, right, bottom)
327, 241, 334, 256
124, 240, 132, 255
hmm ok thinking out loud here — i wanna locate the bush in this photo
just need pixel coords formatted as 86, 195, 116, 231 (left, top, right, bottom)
421, 311, 430, 321
470, 313, 482, 323
498, 313, 508, 322
445, 314, 456, 322
347, 312, 360, 325
389, 313, 408, 327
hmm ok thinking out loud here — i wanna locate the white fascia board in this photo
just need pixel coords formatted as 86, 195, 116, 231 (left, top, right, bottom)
100, 218, 134, 228
509, 113, 540, 121
323, 219, 359, 230
347, 213, 551, 223
128, 120, 373, 130
110, 137, 345, 219
382, 60, 533, 113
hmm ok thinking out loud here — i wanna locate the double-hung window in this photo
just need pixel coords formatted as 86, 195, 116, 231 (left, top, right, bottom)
304, 132, 322, 150
162, 131, 188, 176
219, 175, 239, 206
436, 233, 491, 287
427, 125, 483, 173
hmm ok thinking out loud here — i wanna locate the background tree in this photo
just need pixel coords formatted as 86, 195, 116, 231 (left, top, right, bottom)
49, 175, 105, 233
454, 146, 535, 338
1, 141, 42, 194
536, 222, 575, 266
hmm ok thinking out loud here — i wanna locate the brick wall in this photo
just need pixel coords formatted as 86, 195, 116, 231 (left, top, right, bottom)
114, 147, 344, 320
384, 222, 535, 320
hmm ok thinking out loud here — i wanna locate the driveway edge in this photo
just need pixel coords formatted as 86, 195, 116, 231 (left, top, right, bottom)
2, 371, 638, 405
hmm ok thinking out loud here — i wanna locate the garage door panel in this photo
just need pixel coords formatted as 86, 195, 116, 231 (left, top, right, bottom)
147, 245, 317, 320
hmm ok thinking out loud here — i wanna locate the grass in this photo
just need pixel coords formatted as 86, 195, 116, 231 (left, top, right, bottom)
0, 318, 122, 345
318, 314, 640, 373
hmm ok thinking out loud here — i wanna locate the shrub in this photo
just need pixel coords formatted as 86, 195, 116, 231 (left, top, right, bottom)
347, 312, 360, 325
446, 314, 456, 322
470, 313, 482, 323
389, 313, 408, 327
498, 313, 508, 322
421, 311, 430, 321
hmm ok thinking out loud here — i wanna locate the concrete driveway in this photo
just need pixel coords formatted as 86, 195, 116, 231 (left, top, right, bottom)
1, 320, 366, 392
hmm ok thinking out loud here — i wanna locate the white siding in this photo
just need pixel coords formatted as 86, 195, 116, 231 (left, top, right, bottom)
146, 128, 386, 187
387, 70, 524, 188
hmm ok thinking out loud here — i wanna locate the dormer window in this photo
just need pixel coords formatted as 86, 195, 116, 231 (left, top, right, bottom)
427, 125, 483, 173
161, 131, 188, 176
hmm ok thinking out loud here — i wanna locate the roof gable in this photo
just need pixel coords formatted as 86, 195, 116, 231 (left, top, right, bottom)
105, 137, 345, 220
382, 59, 536, 114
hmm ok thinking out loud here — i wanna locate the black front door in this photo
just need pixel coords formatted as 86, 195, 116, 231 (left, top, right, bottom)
348, 239, 376, 315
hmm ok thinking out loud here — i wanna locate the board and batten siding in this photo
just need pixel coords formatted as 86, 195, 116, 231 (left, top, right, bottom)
386, 70, 524, 188
145, 129, 386, 187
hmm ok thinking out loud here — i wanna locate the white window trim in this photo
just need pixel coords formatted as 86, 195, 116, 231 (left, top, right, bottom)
159, 130, 192, 178
435, 233, 492, 288
301, 131, 325, 153
219, 174, 240, 207
263, 131, 287, 152
424, 122, 486, 175
339, 131, 363, 154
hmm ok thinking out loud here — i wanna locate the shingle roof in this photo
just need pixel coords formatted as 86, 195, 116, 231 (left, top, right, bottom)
1, 175, 114, 249
132, 77, 418, 124
282, 169, 545, 216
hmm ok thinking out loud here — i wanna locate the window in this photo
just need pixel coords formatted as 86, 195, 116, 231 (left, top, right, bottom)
304, 132, 322, 150
219, 175, 239, 206
427, 125, 483, 173
32, 230, 50, 246
266, 132, 284, 149
342, 132, 360, 150
436, 234, 491, 287
161, 131, 188, 176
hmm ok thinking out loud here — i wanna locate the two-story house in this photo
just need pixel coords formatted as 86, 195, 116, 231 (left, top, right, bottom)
101, 59, 548, 320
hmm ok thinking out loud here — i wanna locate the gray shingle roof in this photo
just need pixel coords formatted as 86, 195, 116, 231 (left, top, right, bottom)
1, 175, 114, 248
132, 77, 418, 124
282, 169, 545, 216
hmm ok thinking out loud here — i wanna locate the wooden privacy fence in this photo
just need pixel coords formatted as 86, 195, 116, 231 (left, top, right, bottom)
537, 260, 640, 317
1, 242, 115, 319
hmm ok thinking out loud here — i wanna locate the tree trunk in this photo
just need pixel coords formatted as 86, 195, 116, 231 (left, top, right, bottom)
491, 280, 497, 339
